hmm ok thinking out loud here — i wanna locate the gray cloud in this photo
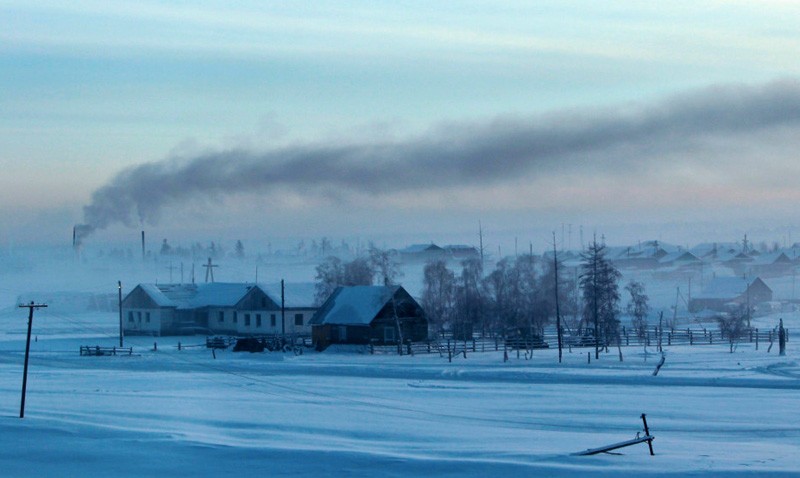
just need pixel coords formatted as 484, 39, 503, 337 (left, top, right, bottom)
81, 78, 800, 234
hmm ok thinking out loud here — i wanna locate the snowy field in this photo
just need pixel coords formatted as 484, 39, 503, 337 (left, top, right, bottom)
0, 309, 798, 477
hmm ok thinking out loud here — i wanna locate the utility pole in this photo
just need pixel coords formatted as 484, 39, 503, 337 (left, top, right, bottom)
553, 232, 563, 363
281, 279, 286, 339
478, 221, 485, 268
203, 257, 218, 283
19, 301, 47, 418
118, 281, 124, 347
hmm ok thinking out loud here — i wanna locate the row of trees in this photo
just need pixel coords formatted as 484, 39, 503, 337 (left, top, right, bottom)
314, 238, 651, 355
314, 245, 402, 304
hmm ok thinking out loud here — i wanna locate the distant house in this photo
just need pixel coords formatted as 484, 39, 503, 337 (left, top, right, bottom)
688, 277, 772, 313
745, 252, 794, 277
310, 285, 428, 350
121, 282, 317, 336
442, 245, 480, 260
397, 243, 445, 262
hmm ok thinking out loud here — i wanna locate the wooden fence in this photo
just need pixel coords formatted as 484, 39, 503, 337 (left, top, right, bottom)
368, 325, 788, 357
80, 345, 133, 356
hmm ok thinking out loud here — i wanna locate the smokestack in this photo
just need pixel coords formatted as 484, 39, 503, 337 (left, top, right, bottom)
72, 226, 76, 249
141, 230, 145, 262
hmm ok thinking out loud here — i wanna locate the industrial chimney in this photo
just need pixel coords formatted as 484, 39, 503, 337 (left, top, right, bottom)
141, 230, 146, 261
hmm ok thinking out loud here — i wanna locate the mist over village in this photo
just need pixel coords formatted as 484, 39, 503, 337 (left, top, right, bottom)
3, 2, 800, 477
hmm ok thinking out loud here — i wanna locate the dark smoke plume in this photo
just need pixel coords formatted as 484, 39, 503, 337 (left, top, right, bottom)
81, 78, 800, 234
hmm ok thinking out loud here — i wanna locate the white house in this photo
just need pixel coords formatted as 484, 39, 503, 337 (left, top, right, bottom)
121, 282, 317, 336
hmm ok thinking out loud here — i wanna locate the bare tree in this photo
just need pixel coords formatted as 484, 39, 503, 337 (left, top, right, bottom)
369, 245, 402, 286
343, 257, 374, 286
421, 260, 456, 336
717, 308, 748, 353
314, 256, 374, 305
625, 280, 650, 352
314, 256, 344, 305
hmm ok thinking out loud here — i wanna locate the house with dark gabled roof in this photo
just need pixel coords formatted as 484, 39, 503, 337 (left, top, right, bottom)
397, 243, 445, 262
309, 285, 428, 350
745, 252, 794, 277
688, 277, 772, 313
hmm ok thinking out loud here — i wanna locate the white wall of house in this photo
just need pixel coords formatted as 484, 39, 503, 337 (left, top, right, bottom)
208, 307, 315, 336
122, 307, 165, 335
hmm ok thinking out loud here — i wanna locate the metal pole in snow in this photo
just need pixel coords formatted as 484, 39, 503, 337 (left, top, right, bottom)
20, 302, 47, 418
118, 281, 124, 348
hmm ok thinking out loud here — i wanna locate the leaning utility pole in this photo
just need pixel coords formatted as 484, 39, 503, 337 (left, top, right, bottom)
19, 301, 47, 418
553, 232, 563, 364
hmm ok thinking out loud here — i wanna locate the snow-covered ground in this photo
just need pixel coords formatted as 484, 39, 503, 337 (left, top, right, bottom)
1, 308, 798, 477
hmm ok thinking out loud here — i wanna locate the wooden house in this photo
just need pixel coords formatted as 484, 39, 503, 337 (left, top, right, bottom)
688, 277, 772, 313
397, 243, 445, 262
121, 282, 317, 336
310, 285, 428, 350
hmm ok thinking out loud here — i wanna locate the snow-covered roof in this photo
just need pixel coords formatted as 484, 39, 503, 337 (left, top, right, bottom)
134, 282, 266, 310
658, 251, 701, 264
694, 277, 764, 300
310, 285, 402, 326
138, 283, 180, 307
260, 282, 316, 308
443, 244, 477, 251
748, 251, 791, 266
400, 243, 442, 253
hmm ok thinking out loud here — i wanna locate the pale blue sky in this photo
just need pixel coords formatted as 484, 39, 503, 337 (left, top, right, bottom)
3, 1, 800, 247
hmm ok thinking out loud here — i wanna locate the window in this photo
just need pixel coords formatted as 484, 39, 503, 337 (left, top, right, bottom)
137, 312, 142, 323
218, 311, 224, 323
384, 326, 395, 342
270, 314, 276, 327
233, 312, 238, 323
128, 312, 134, 323
256, 314, 262, 327
244, 314, 251, 326
145, 312, 151, 323
294, 313, 303, 326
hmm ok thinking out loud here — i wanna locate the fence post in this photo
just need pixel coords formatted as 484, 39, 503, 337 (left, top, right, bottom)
689, 330, 693, 346
447, 339, 452, 363
779, 319, 786, 356
587, 352, 591, 364
178, 341, 181, 351
472, 339, 476, 352
755, 328, 759, 350
667, 332, 671, 346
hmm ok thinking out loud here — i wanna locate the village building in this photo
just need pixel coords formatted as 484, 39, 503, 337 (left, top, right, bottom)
121, 282, 317, 336
442, 244, 480, 260
744, 251, 794, 277
688, 277, 773, 313
397, 243, 446, 262
309, 285, 428, 350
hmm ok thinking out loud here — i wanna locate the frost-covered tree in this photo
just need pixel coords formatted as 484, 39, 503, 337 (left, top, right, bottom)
717, 308, 748, 353
369, 245, 402, 286
454, 257, 485, 338
625, 280, 650, 348
343, 257, 374, 286
421, 259, 456, 336
580, 238, 622, 358
314, 257, 344, 305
